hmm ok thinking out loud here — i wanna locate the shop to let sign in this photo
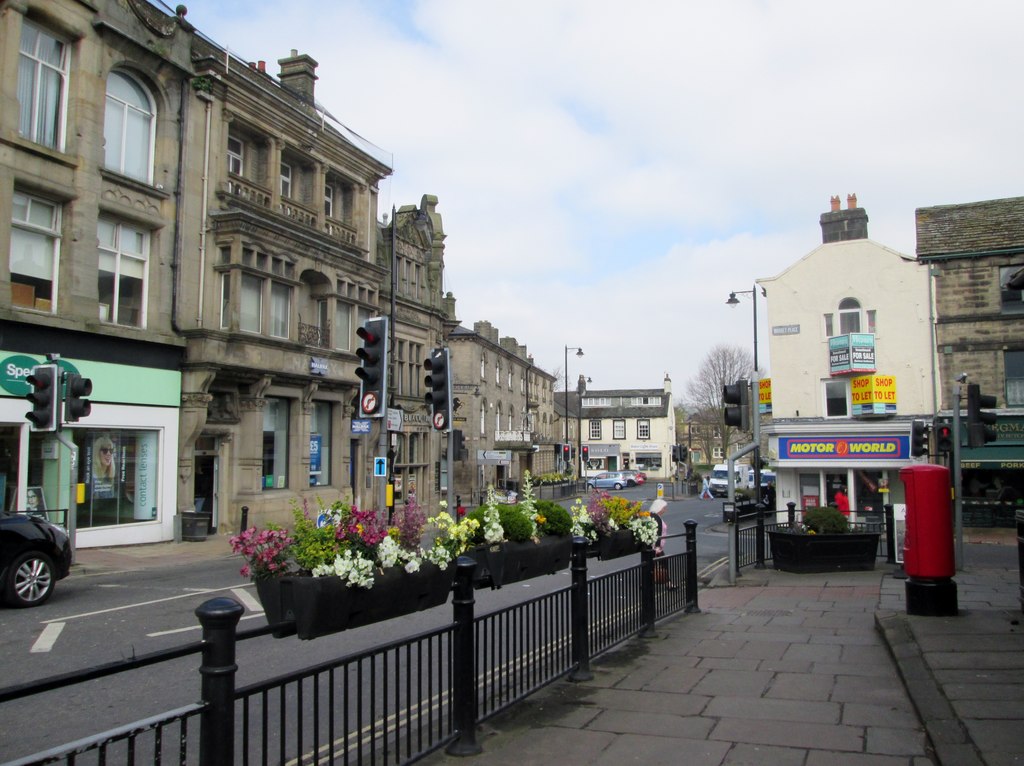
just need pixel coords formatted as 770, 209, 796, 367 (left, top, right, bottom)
758, 378, 772, 414
851, 374, 897, 415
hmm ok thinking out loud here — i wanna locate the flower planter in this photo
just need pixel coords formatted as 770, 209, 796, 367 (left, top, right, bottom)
465, 536, 573, 589
767, 530, 880, 573
593, 529, 641, 561
255, 562, 455, 640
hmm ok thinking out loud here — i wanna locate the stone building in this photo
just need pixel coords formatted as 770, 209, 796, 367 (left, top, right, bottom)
0, 0, 191, 547
446, 321, 557, 505
0, 0, 455, 545
916, 196, 1024, 524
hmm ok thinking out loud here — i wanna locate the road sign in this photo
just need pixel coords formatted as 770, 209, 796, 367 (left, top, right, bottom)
351, 419, 371, 434
657, 482, 664, 498
477, 449, 511, 465
374, 457, 387, 477
386, 408, 403, 432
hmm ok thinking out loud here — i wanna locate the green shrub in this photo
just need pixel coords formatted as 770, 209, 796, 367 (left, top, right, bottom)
803, 506, 849, 534
466, 503, 535, 543
535, 500, 572, 536
290, 508, 340, 570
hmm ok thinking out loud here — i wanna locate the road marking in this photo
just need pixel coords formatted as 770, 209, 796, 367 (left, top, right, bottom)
231, 587, 263, 613
31, 622, 65, 653
41, 583, 254, 624
147, 613, 264, 638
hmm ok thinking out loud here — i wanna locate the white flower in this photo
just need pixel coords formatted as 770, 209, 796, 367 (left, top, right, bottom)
626, 516, 659, 547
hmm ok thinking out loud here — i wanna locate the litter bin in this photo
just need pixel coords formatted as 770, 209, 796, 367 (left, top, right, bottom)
181, 511, 211, 542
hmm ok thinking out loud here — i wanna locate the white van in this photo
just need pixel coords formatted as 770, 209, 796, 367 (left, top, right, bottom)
708, 463, 747, 497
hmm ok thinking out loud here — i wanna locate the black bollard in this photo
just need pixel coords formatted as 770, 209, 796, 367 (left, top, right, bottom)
787, 501, 797, 530
196, 597, 244, 766
639, 546, 657, 638
684, 520, 700, 613
447, 556, 482, 756
568, 537, 593, 681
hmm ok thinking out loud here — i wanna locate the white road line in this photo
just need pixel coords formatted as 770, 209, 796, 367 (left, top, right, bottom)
231, 587, 263, 613
41, 583, 254, 624
31, 622, 65, 653
147, 613, 264, 637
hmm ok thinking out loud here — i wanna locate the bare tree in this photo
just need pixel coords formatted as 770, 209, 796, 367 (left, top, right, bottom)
684, 344, 753, 462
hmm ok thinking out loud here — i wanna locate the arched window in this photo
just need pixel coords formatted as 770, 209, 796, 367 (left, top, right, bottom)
495, 403, 502, 433
104, 71, 155, 182
838, 298, 861, 334
479, 400, 486, 436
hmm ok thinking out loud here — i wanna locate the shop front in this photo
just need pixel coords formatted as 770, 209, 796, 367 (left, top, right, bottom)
582, 443, 621, 475
769, 428, 913, 521
0, 350, 181, 548
959, 415, 1024, 527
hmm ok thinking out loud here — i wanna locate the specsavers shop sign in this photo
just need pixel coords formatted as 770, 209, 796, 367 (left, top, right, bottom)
780, 436, 910, 460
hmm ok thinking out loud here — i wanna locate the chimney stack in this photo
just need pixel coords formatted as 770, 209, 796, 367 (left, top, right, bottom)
820, 194, 868, 243
277, 49, 318, 103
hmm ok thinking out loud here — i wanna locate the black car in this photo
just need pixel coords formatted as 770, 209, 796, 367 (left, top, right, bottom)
0, 511, 73, 607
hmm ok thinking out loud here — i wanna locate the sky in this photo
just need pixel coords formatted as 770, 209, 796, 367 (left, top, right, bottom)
173, 0, 1024, 400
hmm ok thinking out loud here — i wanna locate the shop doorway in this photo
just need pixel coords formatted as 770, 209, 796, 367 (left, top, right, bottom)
193, 450, 219, 533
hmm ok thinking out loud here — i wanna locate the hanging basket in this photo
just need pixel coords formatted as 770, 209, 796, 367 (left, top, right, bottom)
255, 562, 455, 640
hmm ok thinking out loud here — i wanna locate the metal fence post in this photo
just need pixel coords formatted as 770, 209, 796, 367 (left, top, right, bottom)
684, 520, 700, 613
568, 537, 593, 681
447, 556, 482, 756
884, 503, 896, 563
754, 502, 766, 569
639, 546, 657, 638
196, 597, 243, 766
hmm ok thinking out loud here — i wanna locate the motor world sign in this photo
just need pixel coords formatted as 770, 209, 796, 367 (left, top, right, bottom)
779, 436, 910, 460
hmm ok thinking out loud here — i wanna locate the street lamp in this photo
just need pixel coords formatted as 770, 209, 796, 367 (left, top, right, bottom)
564, 346, 583, 473
727, 285, 766, 499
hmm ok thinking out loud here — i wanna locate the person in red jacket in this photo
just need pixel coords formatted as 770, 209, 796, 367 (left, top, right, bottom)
834, 486, 850, 515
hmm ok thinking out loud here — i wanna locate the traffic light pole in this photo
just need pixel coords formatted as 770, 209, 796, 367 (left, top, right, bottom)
952, 380, 964, 570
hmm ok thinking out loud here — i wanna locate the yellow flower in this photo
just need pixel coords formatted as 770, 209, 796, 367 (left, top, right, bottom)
535, 515, 546, 525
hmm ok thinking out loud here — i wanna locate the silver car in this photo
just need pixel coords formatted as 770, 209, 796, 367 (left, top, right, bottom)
587, 471, 629, 491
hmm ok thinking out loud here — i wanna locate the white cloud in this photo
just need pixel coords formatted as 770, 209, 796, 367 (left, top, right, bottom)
181, 0, 1024, 393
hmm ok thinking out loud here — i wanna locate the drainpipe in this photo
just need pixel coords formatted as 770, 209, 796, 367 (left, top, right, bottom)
196, 92, 213, 326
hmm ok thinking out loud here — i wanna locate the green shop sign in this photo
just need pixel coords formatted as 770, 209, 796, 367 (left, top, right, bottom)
1, 355, 81, 396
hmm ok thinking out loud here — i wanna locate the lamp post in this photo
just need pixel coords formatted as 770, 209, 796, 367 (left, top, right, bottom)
564, 346, 583, 473
726, 285, 765, 498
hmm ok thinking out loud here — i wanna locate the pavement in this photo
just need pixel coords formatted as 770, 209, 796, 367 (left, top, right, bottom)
70, 532, 1024, 766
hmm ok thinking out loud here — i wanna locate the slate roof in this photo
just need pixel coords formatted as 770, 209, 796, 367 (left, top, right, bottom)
916, 196, 1024, 258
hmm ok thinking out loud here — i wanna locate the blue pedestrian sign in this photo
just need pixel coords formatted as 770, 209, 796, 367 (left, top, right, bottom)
374, 457, 387, 477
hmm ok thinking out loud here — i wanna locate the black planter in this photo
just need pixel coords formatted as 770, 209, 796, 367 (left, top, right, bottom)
594, 529, 641, 561
255, 562, 455, 640
767, 530, 880, 573
465, 536, 573, 589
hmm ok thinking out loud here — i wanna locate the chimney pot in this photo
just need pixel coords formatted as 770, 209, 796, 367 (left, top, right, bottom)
847, 193, 858, 209
257, 60, 265, 73
830, 195, 841, 212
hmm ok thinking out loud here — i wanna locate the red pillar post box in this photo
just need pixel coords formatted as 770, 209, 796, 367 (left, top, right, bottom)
899, 464, 958, 616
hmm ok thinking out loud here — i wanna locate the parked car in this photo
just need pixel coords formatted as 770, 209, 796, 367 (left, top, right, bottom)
620, 470, 645, 487
0, 511, 73, 607
587, 471, 630, 491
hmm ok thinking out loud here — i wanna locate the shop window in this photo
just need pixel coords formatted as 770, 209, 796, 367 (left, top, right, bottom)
637, 419, 651, 440
824, 379, 849, 417
10, 191, 59, 313
72, 429, 160, 528
97, 218, 149, 327
18, 21, 68, 150
262, 398, 289, 490
310, 401, 331, 487
1006, 350, 1024, 407
589, 420, 602, 440
104, 71, 155, 183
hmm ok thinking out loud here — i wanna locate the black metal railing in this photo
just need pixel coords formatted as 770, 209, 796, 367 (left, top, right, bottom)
0, 525, 701, 766
733, 503, 896, 571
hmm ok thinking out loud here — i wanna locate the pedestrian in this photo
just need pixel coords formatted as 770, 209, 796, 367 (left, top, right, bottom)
700, 477, 713, 500
649, 499, 678, 591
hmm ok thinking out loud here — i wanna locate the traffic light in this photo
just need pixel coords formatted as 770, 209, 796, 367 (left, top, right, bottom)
966, 383, 998, 447
64, 372, 93, 422
581, 445, 589, 463
452, 429, 466, 460
562, 444, 571, 464
423, 347, 451, 431
910, 419, 929, 457
25, 364, 61, 432
723, 379, 750, 431
935, 418, 954, 454
355, 317, 388, 417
